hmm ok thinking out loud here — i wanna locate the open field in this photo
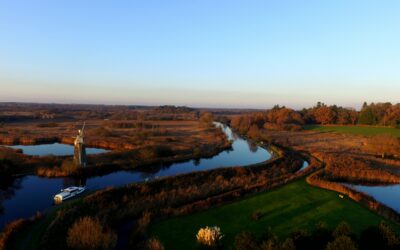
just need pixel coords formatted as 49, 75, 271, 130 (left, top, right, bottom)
150, 179, 399, 250
305, 125, 400, 138
251, 124, 400, 174
0, 104, 231, 176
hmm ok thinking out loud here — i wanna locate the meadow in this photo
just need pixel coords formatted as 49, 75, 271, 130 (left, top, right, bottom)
150, 179, 398, 249
304, 125, 400, 137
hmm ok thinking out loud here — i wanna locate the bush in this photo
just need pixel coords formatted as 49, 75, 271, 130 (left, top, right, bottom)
196, 226, 223, 248
325, 235, 357, 250
332, 221, 352, 238
0, 219, 28, 250
234, 232, 258, 250
67, 217, 117, 250
379, 221, 400, 248
251, 210, 264, 221
146, 237, 164, 250
280, 238, 295, 250
88, 127, 115, 137
61, 159, 78, 174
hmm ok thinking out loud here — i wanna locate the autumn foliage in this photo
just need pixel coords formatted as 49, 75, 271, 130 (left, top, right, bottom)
67, 217, 117, 250
39, 147, 307, 250
323, 154, 400, 184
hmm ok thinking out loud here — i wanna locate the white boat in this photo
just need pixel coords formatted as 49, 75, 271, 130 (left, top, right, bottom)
54, 186, 86, 203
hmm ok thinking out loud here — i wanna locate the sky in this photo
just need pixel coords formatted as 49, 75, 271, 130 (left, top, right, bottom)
0, 0, 399, 109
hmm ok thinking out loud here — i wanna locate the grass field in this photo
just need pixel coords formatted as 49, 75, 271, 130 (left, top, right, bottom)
150, 180, 398, 250
304, 125, 400, 137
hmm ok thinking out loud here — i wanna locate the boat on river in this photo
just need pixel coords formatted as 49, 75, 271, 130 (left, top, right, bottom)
54, 186, 86, 203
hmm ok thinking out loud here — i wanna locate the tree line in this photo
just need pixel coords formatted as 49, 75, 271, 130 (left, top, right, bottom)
230, 102, 400, 133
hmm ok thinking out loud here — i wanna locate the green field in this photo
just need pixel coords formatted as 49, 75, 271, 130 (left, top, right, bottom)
150, 180, 398, 250
304, 125, 400, 137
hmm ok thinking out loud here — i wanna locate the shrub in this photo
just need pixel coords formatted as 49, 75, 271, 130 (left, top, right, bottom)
379, 221, 400, 248
146, 237, 164, 250
251, 210, 264, 221
325, 235, 357, 250
61, 159, 79, 174
67, 217, 117, 250
88, 127, 115, 137
196, 226, 223, 248
0, 219, 28, 250
234, 232, 258, 250
280, 238, 295, 250
137, 211, 152, 233
332, 221, 352, 238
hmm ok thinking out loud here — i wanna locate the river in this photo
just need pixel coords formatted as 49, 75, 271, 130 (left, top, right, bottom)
0, 123, 271, 228
345, 183, 400, 213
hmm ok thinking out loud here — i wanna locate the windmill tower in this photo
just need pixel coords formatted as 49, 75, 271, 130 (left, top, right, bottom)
74, 122, 87, 167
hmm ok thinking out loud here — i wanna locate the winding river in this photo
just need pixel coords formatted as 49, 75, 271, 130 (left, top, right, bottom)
0, 123, 271, 228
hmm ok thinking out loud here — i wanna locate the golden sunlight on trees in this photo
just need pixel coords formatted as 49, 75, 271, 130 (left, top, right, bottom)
196, 226, 223, 248
67, 216, 117, 250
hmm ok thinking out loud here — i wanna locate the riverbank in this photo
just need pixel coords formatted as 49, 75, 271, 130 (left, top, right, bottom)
227, 114, 400, 231
32, 142, 308, 250
0, 119, 232, 177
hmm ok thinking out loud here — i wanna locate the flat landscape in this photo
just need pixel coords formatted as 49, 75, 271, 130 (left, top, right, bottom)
2, 2, 400, 249
150, 179, 397, 249
305, 125, 400, 138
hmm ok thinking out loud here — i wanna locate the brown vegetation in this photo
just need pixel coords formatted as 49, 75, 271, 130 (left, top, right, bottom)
0, 212, 42, 250
228, 111, 400, 227
0, 104, 231, 177
67, 216, 117, 250
37, 146, 311, 250
323, 154, 400, 184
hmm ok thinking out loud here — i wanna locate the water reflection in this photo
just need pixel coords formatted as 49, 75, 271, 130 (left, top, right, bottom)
0, 177, 23, 219
247, 141, 258, 153
7, 143, 108, 156
62, 177, 87, 188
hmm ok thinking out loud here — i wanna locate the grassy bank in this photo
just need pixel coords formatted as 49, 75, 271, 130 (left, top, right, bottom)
305, 125, 400, 137
150, 179, 399, 250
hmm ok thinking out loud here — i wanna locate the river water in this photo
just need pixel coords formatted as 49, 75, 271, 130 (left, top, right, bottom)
345, 183, 400, 213
0, 123, 271, 228
8, 143, 108, 156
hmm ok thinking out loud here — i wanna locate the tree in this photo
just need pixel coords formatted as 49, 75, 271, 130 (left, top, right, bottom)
358, 107, 375, 125
383, 105, 400, 127
67, 217, 117, 250
313, 106, 337, 124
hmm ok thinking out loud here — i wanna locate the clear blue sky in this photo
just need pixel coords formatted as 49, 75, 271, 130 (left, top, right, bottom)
0, 0, 399, 109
